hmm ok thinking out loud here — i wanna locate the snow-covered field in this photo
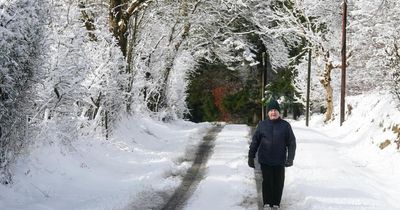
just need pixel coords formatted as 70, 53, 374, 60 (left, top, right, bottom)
1, 91, 400, 210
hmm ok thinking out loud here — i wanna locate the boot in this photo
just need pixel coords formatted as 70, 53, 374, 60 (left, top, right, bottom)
271, 205, 280, 209
263, 204, 273, 210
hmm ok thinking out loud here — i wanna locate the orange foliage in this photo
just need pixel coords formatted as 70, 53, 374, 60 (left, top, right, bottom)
212, 86, 232, 122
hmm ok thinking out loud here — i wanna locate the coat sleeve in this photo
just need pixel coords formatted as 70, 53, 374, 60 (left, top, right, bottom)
286, 123, 296, 161
249, 123, 261, 159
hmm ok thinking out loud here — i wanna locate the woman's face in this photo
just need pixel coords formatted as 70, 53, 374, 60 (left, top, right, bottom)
268, 109, 280, 120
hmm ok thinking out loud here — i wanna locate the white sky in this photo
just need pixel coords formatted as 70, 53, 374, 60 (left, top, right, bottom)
1, 91, 400, 210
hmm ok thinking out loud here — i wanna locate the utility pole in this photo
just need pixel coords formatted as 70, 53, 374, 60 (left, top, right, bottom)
340, 0, 347, 126
261, 52, 267, 120
306, 48, 312, 126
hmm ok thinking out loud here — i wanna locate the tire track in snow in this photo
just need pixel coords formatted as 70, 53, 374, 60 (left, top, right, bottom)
161, 124, 224, 210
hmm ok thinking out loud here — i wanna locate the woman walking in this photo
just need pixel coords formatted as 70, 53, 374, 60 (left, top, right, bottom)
248, 100, 297, 209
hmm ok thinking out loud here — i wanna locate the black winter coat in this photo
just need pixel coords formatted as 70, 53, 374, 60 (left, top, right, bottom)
249, 118, 296, 166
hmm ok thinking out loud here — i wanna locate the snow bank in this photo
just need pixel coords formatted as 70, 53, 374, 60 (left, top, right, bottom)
290, 91, 400, 209
0, 116, 211, 210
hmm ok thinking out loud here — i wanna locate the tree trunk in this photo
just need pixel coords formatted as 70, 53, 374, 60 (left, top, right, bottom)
109, 0, 148, 57
90, 92, 102, 120
78, 2, 97, 41
320, 60, 334, 122
109, 0, 149, 113
125, 13, 140, 113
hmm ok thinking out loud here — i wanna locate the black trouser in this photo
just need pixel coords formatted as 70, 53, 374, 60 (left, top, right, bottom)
260, 164, 285, 207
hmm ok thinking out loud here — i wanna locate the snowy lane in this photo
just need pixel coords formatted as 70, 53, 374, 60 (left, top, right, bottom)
180, 123, 399, 210
183, 124, 257, 210
283, 125, 398, 210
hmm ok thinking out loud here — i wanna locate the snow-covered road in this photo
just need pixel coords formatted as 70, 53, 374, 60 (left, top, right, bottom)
180, 123, 399, 210
183, 124, 255, 210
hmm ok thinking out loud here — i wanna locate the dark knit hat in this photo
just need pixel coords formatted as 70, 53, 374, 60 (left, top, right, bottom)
267, 99, 280, 112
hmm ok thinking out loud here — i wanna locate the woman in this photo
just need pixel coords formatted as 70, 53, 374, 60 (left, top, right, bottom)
248, 99, 296, 209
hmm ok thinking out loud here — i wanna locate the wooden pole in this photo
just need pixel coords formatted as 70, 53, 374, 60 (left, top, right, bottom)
261, 52, 266, 120
105, 110, 109, 140
306, 48, 312, 126
340, 0, 347, 126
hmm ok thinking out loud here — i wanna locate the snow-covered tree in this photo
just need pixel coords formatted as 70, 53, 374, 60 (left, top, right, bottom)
189, 0, 260, 70
1, 0, 128, 183
0, 0, 42, 184
347, 0, 399, 99
124, 0, 195, 120
253, 0, 343, 122
32, 0, 127, 138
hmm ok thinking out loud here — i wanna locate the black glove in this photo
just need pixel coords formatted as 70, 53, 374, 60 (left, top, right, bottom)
248, 157, 255, 168
285, 160, 293, 167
